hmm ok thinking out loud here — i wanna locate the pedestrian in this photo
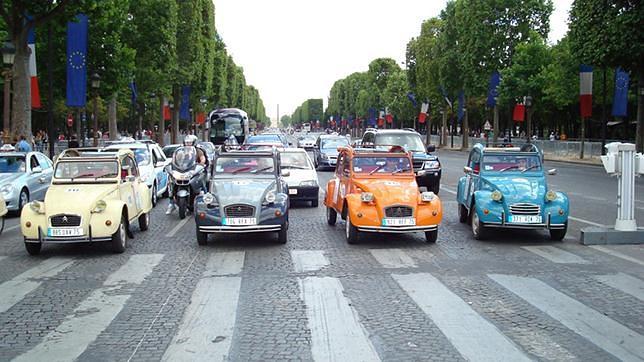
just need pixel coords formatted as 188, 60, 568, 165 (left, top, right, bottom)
549, 132, 555, 141
16, 135, 33, 152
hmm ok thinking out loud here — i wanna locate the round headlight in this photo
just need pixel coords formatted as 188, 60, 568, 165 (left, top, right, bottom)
421, 191, 435, 202
265, 191, 276, 204
30, 201, 44, 214
491, 190, 503, 202
203, 193, 215, 205
92, 200, 107, 213
360, 192, 374, 203
546, 190, 557, 202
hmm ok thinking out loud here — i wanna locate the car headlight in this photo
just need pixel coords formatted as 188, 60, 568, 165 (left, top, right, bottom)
299, 180, 318, 187
265, 190, 276, 204
361, 192, 374, 203
491, 190, 503, 202
545, 190, 557, 202
203, 192, 216, 205
92, 199, 107, 213
423, 160, 440, 169
30, 200, 45, 214
321, 154, 329, 159
0, 184, 13, 196
421, 191, 436, 202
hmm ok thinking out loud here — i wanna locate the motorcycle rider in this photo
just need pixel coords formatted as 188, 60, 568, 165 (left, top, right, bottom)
166, 134, 208, 214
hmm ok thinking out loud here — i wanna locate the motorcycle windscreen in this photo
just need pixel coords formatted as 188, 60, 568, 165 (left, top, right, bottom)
172, 146, 197, 171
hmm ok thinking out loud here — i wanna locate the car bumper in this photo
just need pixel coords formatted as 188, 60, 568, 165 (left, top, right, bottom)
24, 226, 112, 244
195, 204, 288, 234
3, 194, 20, 211
357, 224, 438, 233
287, 186, 319, 201
318, 159, 337, 167
481, 211, 567, 230
415, 169, 442, 187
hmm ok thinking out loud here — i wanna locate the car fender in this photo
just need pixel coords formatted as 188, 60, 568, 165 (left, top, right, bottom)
20, 205, 47, 239
137, 182, 153, 213
473, 190, 506, 223
90, 200, 128, 236
324, 178, 338, 208
544, 191, 569, 223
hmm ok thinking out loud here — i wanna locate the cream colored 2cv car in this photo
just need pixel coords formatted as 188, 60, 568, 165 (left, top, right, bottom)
20, 148, 152, 255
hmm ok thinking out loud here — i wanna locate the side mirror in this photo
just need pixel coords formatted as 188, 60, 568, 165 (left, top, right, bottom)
464, 166, 473, 174
548, 168, 557, 175
31, 166, 43, 174
281, 170, 291, 177
427, 145, 436, 153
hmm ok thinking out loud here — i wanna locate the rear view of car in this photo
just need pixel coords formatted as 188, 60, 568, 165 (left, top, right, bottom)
280, 149, 319, 207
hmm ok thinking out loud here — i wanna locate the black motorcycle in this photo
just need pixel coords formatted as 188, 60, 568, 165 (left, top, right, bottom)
166, 146, 207, 219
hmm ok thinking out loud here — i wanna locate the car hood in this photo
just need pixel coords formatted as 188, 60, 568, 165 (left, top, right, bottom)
211, 178, 276, 205
410, 152, 438, 161
353, 178, 418, 206
0, 173, 25, 185
320, 149, 339, 157
44, 184, 118, 215
284, 169, 317, 186
480, 174, 546, 204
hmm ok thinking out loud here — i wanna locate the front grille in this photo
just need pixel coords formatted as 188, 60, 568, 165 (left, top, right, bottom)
509, 203, 540, 215
385, 206, 413, 218
224, 204, 255, 218
50, 214, 81, 227
412, 160, 424, 170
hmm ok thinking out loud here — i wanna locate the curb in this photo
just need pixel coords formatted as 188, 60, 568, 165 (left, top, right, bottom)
436, 147, 603, 167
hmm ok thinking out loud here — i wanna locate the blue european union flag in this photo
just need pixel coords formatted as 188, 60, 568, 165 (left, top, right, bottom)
66, 14, 88, 107
180, 86, 191, 120
457, 91, 465, 123
486, 71, 501, 107
129, 81, 138, 105
612, 67, 629, 117
368, 108, 376, 126
407, 92, 417, 108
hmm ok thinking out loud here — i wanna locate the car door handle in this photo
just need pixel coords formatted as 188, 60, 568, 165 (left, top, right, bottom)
38, 176, 47, 183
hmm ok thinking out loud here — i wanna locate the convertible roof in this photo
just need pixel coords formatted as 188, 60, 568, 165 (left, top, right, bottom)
58, 148, 130, 159
338, 146, 409, 156
218, 150, 276, 157
475, 143, 541, 155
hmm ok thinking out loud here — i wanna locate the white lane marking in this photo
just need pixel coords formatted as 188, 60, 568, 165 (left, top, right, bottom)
441, 186, 457, 195
490, 274, 644, 361
291, 250, 329, 272
300, 277, 381, 362
0, 256, 6, 262
203, 251, 245, 276
0, 257, 75, 314
393, 273, 530, 362
521, 246, 589, 264
369, 249, 417, 269
14, 254, 163, 362
589, 246, 644, 267
162, 277, 242, 362
595, 273, 644, 302
568, 216, 605, 227
166, 218, 190, 238
4, 223, 20, 232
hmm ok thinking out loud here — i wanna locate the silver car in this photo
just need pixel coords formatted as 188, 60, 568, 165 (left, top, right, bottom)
0, 152, 54, 211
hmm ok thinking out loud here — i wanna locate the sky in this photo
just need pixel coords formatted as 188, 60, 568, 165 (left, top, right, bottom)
214, 0, 573, 123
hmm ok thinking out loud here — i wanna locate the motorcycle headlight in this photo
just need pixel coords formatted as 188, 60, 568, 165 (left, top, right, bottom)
423, 160, 440, 169
203, 192, 215, 205
361, 192, 374, 203
30, 200, 45, 214
92, 199, 107, 213
265, 190, 276, 204
299, 180, 318, 187
0, 184, 13, 196
545, 190, 557, 202
491, 190, 503, 202
421, 191, 436, 202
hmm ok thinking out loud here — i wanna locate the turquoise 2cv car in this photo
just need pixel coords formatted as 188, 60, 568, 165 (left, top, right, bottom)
456, 144, 569, 240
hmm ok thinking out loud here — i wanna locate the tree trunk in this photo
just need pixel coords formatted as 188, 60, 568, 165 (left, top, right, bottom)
580, 117, 586, 159
636, 69, 644, 153
108, 94, 118, 140
10, 33, 32, 141
493, 105, 499, 144
440, 108, 447, 147
158, 95, 165, 146
462, 108, 469, 150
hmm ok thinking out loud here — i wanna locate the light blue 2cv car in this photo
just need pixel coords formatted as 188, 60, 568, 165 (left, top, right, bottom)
456, 143, 569, 240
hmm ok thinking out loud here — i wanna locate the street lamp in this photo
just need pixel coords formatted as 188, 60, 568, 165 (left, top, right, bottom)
524, 95, 533, 142
91, 73, 100, 146
2, 41, 16, 144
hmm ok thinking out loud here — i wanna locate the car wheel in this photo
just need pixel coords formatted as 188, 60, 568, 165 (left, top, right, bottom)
432, 184, 440, 195
277, 223, 288, 244
470, 207, 486, 240
425, 229, 438, 243
549, 223, 567, 241
25, 242, 41, 256
311, 198, 319, 208
196, 228, 208, 245
345, 211, 359, 244
111, 215, 127, 253
138, 212, 150, 231
18, 188, 29, 212
178, 197, 187, 219
326, 207, 337, 226
162, 182, 169, 198
151, 183, 158, 207
458, 204, 468, 223
0, 217, 4, 234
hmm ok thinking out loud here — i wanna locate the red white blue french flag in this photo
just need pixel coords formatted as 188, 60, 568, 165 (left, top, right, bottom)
579, 65, 593, 117
28, 26, 41, 109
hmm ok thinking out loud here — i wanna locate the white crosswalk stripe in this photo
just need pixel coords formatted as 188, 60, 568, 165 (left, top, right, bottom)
0, 257, 75, 314
300, 276, 381, 362
0, 255, 7, 262
162, 253, 243, 361
369, 249, 417, 269
490, 274, 644, 362
595, 273, 644, 302
394, 273, 530, 362
291, 250, 329, 272
522, 245, 589, 264
13, 254, 164, 362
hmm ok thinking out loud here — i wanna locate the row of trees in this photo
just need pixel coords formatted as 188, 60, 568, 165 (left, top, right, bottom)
282, 98, 323, 127
1, 0, 269, 144
324, 0, 643, 151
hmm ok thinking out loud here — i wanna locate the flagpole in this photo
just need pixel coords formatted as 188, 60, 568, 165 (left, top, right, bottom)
601, 67, 607, 154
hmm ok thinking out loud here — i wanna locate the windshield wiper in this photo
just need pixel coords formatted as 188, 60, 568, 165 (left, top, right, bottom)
231, 167, 251, 174
369, 165, 385, 175
521, 165, 540, 173
499, 165, 520, 172
283, 165, 308, 169
392, 167, 411, 174
252, 167, 274, 174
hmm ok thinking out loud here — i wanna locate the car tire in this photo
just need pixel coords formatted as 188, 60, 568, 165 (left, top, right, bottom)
162, 183, 169, 198
549, 223, 567, 241
25, 242, 41, 256
138, 212, 150, 231
432, 184, 440, 195
425, 229, 438, 243
18, 188, 29, 212
196, 228, 208, 245
326, 207, 337, 226
277, 223, 288, 244
311, 198, 319, 208
111, 215, 128, 253
151, 183, 158, 207
178, 197, 187, 219
470, 207, 487, 240
419, 187, 428, 193
345, 212, 359, 244
458, 204, 468, 223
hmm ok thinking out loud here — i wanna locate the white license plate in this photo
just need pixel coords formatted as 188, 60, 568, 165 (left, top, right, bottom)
382, 218, 416, 226
509, 215, 542, 224
289, 188, 298, 195
223, 218, 256, 226
48, 227, 83, 237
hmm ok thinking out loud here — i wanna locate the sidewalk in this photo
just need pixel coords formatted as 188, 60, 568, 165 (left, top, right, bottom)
438, 146, 602, 166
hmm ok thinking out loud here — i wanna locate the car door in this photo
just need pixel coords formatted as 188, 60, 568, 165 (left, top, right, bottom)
26, 154, 45, 200
465, 150, 481, 209
35, 153, 54, 198
119, 156, 140, 219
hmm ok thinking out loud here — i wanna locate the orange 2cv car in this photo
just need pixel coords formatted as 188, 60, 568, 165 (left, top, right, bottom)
324, 146, 442, 244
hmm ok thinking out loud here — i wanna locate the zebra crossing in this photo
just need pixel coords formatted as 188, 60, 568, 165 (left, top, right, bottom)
0, 245, 643, 361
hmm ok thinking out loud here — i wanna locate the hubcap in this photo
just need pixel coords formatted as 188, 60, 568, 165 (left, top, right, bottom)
345, 215, 350, 238
153, 186, 157, 204
120, 223, 126, 246
20, 192, 28, 206
472, 212, 479, 235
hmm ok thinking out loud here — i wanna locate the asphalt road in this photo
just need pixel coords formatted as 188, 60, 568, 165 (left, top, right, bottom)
0, 161, 643, 361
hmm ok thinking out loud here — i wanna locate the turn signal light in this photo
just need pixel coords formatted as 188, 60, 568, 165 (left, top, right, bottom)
275, 210, 282, 217
483, 209, 490, 215
25, 221, 31, 228
105, 220, 112, 226
199, 212, 206, 219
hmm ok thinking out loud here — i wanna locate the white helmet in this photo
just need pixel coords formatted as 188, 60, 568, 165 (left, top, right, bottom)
184, 134, 198, 146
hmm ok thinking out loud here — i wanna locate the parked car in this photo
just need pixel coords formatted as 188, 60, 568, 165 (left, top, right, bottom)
194, 149, 289, 245
456, 143, 568, 240
20, 148, 152, 255
361, 129, 441, 194
242, 133, 289, 150
324, 146, 443, 244
0, 151, 54, 212
279, 148, 319, 207
313, 135, 349, 170
104, 142, 169, 207
297, 135, 316, 149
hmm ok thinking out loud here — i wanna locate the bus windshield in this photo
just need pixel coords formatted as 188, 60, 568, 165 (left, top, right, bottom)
212, 116, 245, 138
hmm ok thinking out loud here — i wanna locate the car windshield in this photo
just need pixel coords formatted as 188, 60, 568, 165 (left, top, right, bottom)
215, 156, 275, 174
247, 134, 281, 144
198, 142, 215, 155
54, 161, 118, 179
352, 156, 412, 174
482, 154, 542, 173
321, 138, 348, 150
280, 152, 311, 170
0, 156, 26, 173
212, 116, 244, 138
375, 134, 425, 152
106, 147, 150, 166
